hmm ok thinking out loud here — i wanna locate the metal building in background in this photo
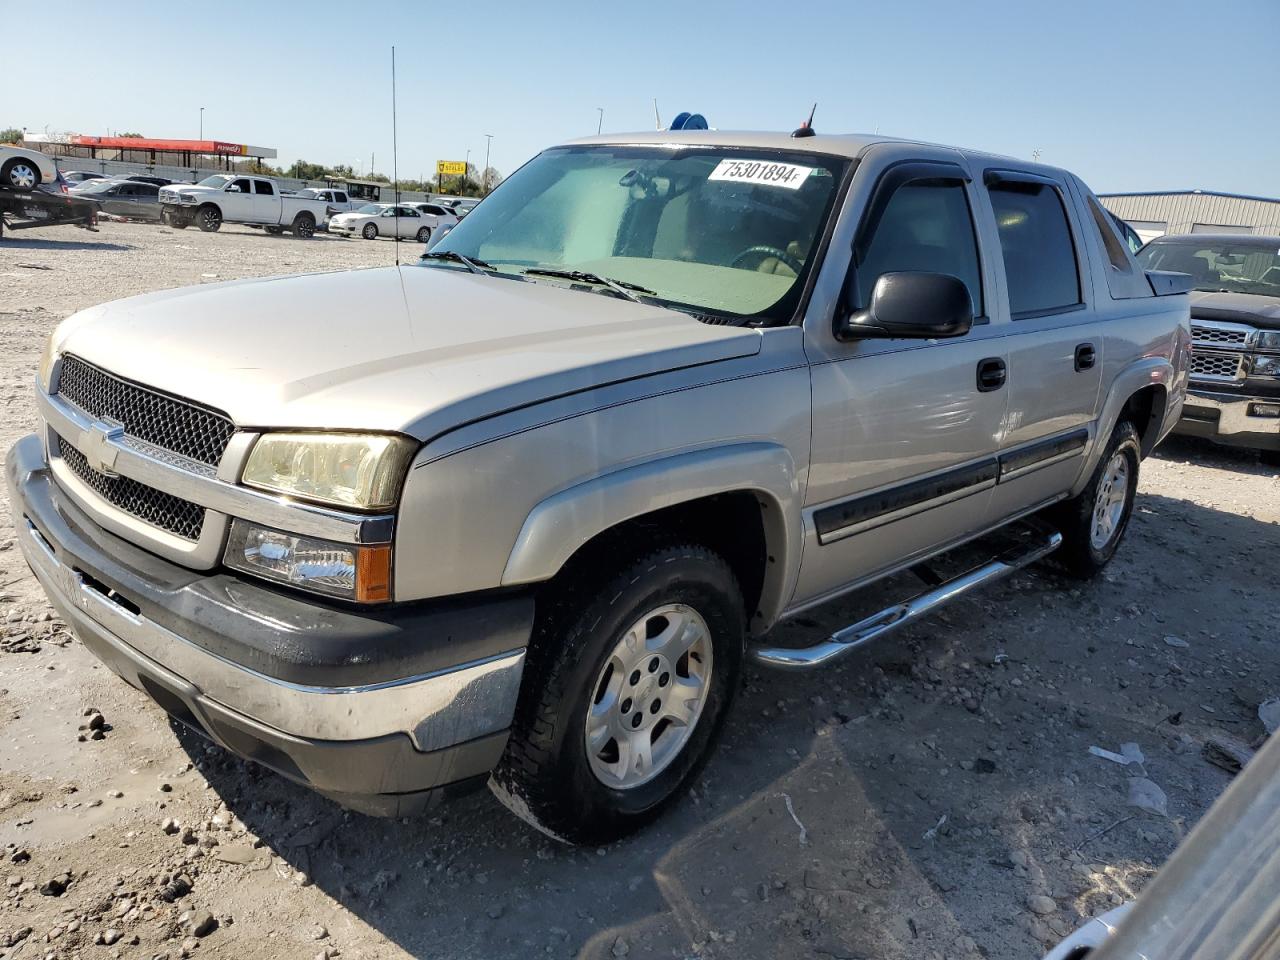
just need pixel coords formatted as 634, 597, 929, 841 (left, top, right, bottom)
1098, 189, 1280, 244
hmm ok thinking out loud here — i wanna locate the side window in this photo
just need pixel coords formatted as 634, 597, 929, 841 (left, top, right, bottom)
1087, 196, 1131, 272
139, 184, 159, 197
855, 180, 983, 317
230, 178, 252, 193
988, 180, 1081, 318
336, 192, 348, 203
254, 180, 274, 195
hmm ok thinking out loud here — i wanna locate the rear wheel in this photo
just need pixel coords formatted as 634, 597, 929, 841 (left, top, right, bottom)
362, 222, 378, 240
491, 541, 745, 844
1046, 420, 1140, 578
197, 205, 222, 232
416, 226, 431, 243
2, 159, 40, 191
291, 213, 316, 238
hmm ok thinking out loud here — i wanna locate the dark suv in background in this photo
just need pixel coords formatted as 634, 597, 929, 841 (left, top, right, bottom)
1138, 234, 1280, 465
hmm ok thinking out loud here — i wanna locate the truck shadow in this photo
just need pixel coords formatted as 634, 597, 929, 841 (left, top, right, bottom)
0, 236, 134, 252
180, 491, 1280, 960
1153, 433, 1277, 476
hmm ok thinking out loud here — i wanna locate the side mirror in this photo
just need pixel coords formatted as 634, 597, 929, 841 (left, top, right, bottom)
227, 185, 241, 192
836, 271, 974, 341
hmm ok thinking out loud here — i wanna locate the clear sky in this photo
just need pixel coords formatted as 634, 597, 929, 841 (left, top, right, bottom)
6, 0, 1277, 197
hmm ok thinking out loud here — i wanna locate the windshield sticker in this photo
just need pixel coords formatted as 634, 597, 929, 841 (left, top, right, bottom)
708, 159, 815, 190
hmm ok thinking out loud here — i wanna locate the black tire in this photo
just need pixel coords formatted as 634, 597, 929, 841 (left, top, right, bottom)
492, 541, 745, 844
1046, 420, 1141, 579
362, 222, 378, 240
1261, 449, 1280, 469
416, 226, 430, 243
2, 158, 41, 191
197, 205, 221, 232
291, 213, 316, 238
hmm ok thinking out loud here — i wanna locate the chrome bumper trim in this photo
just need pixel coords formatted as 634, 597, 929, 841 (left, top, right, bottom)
1180, 389, 1280, 439
39, 386, 394, 545
17, 515, 524, 751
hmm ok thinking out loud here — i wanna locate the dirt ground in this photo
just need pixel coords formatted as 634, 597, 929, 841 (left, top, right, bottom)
1, 221, 1278, 960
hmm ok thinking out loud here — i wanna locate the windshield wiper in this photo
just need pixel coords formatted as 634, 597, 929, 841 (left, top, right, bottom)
523, 268, 654, 304
419, 250, 495, 275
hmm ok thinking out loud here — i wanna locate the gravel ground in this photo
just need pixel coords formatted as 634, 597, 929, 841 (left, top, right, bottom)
1, 221, 1278, 960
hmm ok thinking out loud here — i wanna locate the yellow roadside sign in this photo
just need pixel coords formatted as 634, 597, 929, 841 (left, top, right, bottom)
436, 160, 467, 176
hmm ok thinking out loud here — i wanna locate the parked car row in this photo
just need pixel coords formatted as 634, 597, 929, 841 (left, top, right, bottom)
328, 202, 459, 242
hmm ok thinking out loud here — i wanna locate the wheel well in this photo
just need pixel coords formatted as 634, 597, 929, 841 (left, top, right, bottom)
294, 211, 315, 225
1121, 384, 1167, 457
554, 492, 771, 621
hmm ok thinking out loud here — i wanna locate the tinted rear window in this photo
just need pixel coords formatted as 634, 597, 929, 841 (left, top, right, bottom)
989, 181, 1081, 318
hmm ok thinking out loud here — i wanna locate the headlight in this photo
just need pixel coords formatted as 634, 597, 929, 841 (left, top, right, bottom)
224, 519, 391, 602
37, 336, 57, 391
179, 193, 197, 203
1250, 355, 1280, 379
1256, 331, 1280, 351
241, 432, 415, 509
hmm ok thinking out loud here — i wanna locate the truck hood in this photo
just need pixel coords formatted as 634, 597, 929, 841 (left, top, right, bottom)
52, 265, 761, 441
1189, 290, 1280, 331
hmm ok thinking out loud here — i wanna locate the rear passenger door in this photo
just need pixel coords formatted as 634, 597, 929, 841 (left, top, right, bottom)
796, 151, 1010, 607
251, 178, 279, 223
980, 169, 1105, 521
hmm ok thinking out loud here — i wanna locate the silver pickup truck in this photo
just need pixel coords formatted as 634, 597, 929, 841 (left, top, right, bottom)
8, 130, 1191, 843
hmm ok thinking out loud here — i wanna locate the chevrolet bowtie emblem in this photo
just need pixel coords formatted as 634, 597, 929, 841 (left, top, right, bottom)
80, 422, 125, 476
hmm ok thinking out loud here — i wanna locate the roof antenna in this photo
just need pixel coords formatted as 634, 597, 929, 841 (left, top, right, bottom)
791, 103, 817, 138
391, 45, 400, 266
653, 98, 662, 131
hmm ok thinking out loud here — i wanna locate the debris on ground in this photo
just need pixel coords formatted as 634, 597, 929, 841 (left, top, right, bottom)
1127, 777, 1170, 817
1202, 734, 1257, 775
1089, 742, 1146, 766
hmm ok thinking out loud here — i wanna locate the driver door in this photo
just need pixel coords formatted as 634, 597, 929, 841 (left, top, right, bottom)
222, 177, 255, 220
795, 148, 1010, 608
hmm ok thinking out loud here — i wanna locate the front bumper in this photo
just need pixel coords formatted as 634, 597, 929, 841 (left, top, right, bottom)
1173, 387, 1280, 451
7, 434, 532, 816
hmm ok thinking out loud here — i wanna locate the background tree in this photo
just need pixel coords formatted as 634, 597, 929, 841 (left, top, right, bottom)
0, 127, 25, 144
118, 132, 144, 138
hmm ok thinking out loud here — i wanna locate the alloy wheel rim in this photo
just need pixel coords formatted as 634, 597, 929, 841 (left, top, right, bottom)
10, 164, 36, 189
585, 603, 713, 790
1090, 452, 1129, 549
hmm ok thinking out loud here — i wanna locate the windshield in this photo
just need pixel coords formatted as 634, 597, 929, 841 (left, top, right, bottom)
424, 145, 848, 323
197, 175, 231, 189
1137, 239, 1280, 298
356, 203, 384, 215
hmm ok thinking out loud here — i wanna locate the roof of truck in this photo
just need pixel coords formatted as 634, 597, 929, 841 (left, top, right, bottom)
560, 129, 1027, 168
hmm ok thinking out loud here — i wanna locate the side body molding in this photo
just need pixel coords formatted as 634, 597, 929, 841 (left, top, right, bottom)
502, 442, 803, 632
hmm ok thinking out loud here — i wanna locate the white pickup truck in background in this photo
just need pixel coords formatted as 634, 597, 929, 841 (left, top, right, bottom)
159, 175, 329, 237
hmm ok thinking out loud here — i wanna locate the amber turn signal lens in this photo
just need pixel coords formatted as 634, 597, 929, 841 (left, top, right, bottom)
355, 545, 393, 603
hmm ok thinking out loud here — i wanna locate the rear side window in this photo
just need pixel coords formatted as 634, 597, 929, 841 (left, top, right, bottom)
989, 180, 1081, 318
254, 180, 274, 195
855, 180, 984, 317
1087, 197, 1131, 271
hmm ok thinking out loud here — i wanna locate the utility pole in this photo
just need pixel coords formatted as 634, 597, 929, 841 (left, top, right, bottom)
483, 134, 493, 195
199, 107, 204, 140
596, 107, 604, 135
465, 148, 471, 192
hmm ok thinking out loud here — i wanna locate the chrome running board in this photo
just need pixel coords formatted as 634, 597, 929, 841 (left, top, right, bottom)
750, 524, 1063, 670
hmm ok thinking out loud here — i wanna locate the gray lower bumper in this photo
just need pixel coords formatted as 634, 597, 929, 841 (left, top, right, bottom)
1173, 388, 1280, 451
7, 434, 527, 814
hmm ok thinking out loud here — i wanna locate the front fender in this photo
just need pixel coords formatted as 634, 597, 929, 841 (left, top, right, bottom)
502, 442, 803, 630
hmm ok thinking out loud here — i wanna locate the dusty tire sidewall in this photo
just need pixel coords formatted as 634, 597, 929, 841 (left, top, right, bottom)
1079, 425, 1141, 566
510, 550, 744, 838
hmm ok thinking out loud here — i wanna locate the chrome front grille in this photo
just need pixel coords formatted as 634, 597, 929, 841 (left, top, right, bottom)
1190, 351, 1245, 382
56, 355, 235, 467
1191, 324, 1248, 346
57, 434, 205, 541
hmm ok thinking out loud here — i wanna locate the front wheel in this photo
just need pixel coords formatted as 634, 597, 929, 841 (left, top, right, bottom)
362, 222, 378, 240
2, 159, 40, 191
197, 205, 222, 232
491, 541, 745, 844
1046, 420, 1140, 578
416, 226, 431, 243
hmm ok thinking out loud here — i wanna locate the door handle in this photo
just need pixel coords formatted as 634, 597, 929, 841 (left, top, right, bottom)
977, 357, 1006, 392
1074, 342, 1096, 372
